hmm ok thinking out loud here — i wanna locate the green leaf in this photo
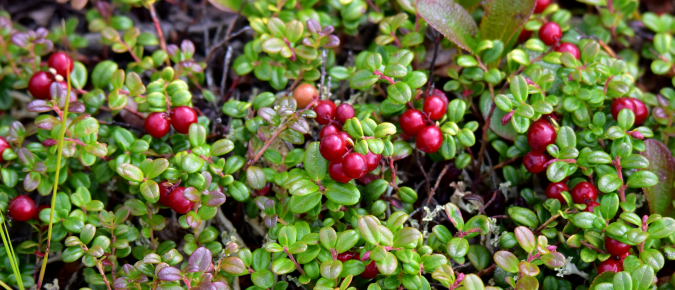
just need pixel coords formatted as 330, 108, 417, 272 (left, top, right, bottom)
290, 192, 322, 213
387, 82, 412, 104
358, 216, 381, 245
631, 265, 654, 290
325, 182, 360, 205
416, 0, 478, 53
493, 251, 519, 273
146, 158, 169, 179
510, 75, 528, 103
626, 170, 658, 188
647, 217, 675, 239
116, 163, 144, 182
305, 142, 327, 181
444, 203, 464, 231
479, 0, 536, 66
613, 271, 632, 290
91, 60, 118, 89
350, 70, 378, 89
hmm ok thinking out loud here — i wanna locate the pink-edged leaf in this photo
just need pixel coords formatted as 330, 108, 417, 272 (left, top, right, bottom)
27, 100, 53, 112
68, 101, 86, 113
157, 266, 182, 281
415, 0, 478, 53
188, 247, 213, 272
641, 139, 675, 217
480, 0, 536, 65
205, 191, 226, 207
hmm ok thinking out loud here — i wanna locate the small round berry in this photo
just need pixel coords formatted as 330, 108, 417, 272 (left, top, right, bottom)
364, 151, 381, 172
431, 89, 449, 105
338, 131, 353, 148
360, 261, 378, 279
337, 252, 356, 262
293, 83, 317, 109
523, 151, 548, 174
534, 0, 551, 13
631, 99, 649, 125
158, 180, 173, 207
597, 259, 622, 274
423, 96, 447, 120
144, 112, 170, 138
8, 195, 37, 222
256, 183, 271, 196
545, 182, 568, 203
320, 134, 348, 162
342, 153, 368, 179
605, 237, 631, 256
570, 181, 598, 204
166, 186, 195, 214
400, 109, 427, 136
171, 106, 198, 134
416, 126, 443, 153
335, 103, 355, 124
319, 124, 342, 139
617, 252, 630, 261
329, 162, 352, 183
584, 201, 600, 213
28, 71, 54, 100
538, 22, 562, 46
314, 100, 337, 125
48, 52, 74, 77
554, 43, 580, 59
518, 29, 533, 42
33, 205, 50, 220
0, 136, 10, 162
527, 119, 557, 152
611, 98, 648, 125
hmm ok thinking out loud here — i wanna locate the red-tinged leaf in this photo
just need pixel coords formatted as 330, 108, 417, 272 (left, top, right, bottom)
480, 0, 536, 64
641, 139, 675, 217
415, 0, 478, 53
157, 266, 182, 281
188, 247, 213, 272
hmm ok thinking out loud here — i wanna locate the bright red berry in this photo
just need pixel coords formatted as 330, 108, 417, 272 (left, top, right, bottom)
33, 205, 50, 220
523, 151, 548, 174
534, 0, 551, 13
48, 52, 74, 77
335, 103, 355, 124
319, 124, 342, 139
584, 201, 600, 213
158, 180, 172, 207
0, 136, 10, 162
320, 134, 348, 162
570, 181, 598, 204
597, 258, 622, 274
8, 195, 37, 222
144, 112, 170, 138
527, 119, 557, 152
256, 183, 271, 196
431, 89, 449, 105
360, 260, 378, 279
170, 106, 198, 134
314, 100, 336, 125
342, 153, 368, 179
329, 162, 352, 183
400, 109, 427, 136
363, 151, 381, 172
554, 43, 580, 59
423, 96, 447, 120
338, 131, 353, 148
337, 252, 356, 262
611, 98, 648, 125
166, 186, 194, 214
28, 71, 54, 100
538, 22, 562, 46
617, 252, 630, 261
605, 237, 631, 256
416, 126, 443, 153
545, 182, 568, 203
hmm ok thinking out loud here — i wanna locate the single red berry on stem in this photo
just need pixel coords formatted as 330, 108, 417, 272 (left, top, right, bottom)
611, 98, 648, 125
166, 186, 194, 214
171, 106, 198, 134
8, 195, 37, 222
342, 153, 368, 179
329, 162, 352, 183
337, 252, 356, 262
570, 181, 598, 204
320, 134, 347, 162
545, 182, 568, 203
314, 100, 336, 125
523, 151, 549, 174
319, 124, 342, 139
48, 52, 74, 77
538, 22, 562, 46
400, 109, 427, 136
0, 136, 10, 162
363, 151, 381, 172
158, 180, 172, 207
597, 259, 622, 274
554, 43, 580, 59
527, 119, 557, 152
335, 103, 355, 124
423, 96, 447, 120
416, 126, 443, 153
605, 237, 631, 256
534, 0, 551, 13
360, 261, 378, 279
145, 112, 170, 138
28, 71, 54, 100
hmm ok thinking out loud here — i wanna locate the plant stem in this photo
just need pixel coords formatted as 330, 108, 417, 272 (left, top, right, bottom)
284, 248, 306, 275
146, 1, 171, 67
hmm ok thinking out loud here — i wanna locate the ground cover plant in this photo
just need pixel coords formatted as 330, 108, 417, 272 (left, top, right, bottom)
1, 0, 675, 289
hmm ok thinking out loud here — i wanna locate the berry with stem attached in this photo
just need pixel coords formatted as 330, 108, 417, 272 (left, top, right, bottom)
314, 100, 336, 125
329, 162, 352, 183
597, 258, 622, 274
527, 119, 557, 152
48, 51, 74, 77
545, 182, 568, 203
342, 153, 368, 179
171, 106, 198, 134
400, 109, 427, 136
28, 71, 54, 100
320, 134, 348, 162
538, 22, 562, 46
319, 124, 342, 139
571, 181, 598, 204
145, 112, 171, 138
523, 151, 549, 174
423, 95, 447, 120
8, 195, 37, 222
416, 126, 443, 153
335, 103, 355, 124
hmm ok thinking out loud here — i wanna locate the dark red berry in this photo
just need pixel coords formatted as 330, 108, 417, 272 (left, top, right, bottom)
319, 124, 342, 139
416, 126, 443, 153
256, 183, 271, 196
335, 103, 355, 124
337, 252, 356, 262
48, 52, 74, 77
538, 22, 562, 46
314, 100, 336, 125
423, 96, 447, 120
534, 0, 551, 13
166, 186, 194, 214
597, 259, 622, 274
144, 112, 170, 138
329, 162, 352, 183
523, 151, 548, 174
357, 174, 380, 185
527, 119, 557, 152
363, 151, 381, 172
33, 205, 50, 220
554, 43, 580, 59
342, 153, 368, 179
400, 109, 427, 136
158, 180, 172, 207
28, 71, 54, 100
605, 237, 631, 256
320, 134, 347, 162
545, 182, 568, 203
611, 98, 648, 125
338, 131, 353, 148
8, 195, 37, 222
571, 181, 598, 204
0, 136, 10, 162
518, 29, 533, 42
584, 201, 600, 213
170, 106, 198, 134
360, 261, 378, 279
617, 252, 630, 261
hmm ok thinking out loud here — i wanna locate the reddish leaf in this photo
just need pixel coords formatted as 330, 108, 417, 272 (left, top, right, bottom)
415, 0, 478, 53
641, 139, 675, 217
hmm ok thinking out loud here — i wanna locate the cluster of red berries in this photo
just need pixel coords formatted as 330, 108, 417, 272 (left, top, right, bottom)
28, 52, 74, 100
399, 89, 448, 154
611, 97, 648, 125
523, 119, 557, 174
158, 181, 194, 214
144, 106, 199, 138
337, 251, 378, 279
546, 180, 599, 211
598, 237, 631, 274
517, 0, 581, 59
316, 101, 381, 183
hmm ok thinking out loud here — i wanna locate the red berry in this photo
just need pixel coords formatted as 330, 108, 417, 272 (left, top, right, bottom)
337, 252, 356, 262
166, 186, 194, 214
611, 98, 648, 125
538, 22, 562, 46
554, 43, 580, 59
335, 103, 355, 124
357, 174, 380, 185
319, 124, 342, 139
431, 89, 449, 105
605, 237, 631, 256
170, 106, 198, 134
400, 109, 427, 136
518, 30, 533, 42
144, 112, 170, 138
527, 119, 556, 152
320, 134, 347, 162
423, 96, 447, 120
545, 182, 568, 203
534, 0, 551, 13
342, 153, 368, 179
597, 259, 622, 274
8, 195, 37, 222
360, 260, 378, 279
364, 151, 381, 172
523, 151, 548, 174
584, 201, 600, 213
0, 136, 10, 162
329, 162, 352, 183
48, 52, 74, 77
571, 181, 598, 204
416, 126, 443, 153
158, 180, 172, 207
617, 252, 630, 261
338, 131, 353, 148
28, 71, 54, 100
314, 100, 336, 125
255, 183, 271, 196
